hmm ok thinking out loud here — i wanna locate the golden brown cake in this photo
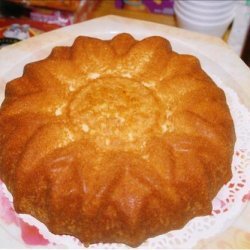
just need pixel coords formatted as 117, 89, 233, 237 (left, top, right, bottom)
0, 33, 235, 247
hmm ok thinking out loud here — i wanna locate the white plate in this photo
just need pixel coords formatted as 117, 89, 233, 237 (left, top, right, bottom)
0, 15, 250, 249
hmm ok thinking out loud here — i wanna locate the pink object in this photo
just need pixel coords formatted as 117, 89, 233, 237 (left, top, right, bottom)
242, 191, 250, 202
0, 180, 49, 246
20, 220, 49, 245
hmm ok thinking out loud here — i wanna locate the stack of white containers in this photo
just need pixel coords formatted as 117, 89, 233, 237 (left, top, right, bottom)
174, 0, 236, 37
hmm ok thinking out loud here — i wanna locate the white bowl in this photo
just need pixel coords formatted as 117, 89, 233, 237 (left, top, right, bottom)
175, 0, 236, 16
174, 2, 235, 24
174, 6, 234, 37
178, 0, 235, 9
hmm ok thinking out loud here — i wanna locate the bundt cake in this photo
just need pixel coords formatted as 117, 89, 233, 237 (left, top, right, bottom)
0, 33, 235, 247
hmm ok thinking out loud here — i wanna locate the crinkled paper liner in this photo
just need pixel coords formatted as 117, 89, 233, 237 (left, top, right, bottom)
1, 75, 250, 249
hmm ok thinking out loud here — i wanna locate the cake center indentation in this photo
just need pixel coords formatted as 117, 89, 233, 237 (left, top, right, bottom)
69, 77, 164, 149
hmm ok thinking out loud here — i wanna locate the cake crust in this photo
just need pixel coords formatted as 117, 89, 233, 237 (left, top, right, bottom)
0, 33, 235, 247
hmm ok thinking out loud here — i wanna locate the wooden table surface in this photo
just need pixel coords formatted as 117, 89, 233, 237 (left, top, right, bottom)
92, 0, 176, 26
